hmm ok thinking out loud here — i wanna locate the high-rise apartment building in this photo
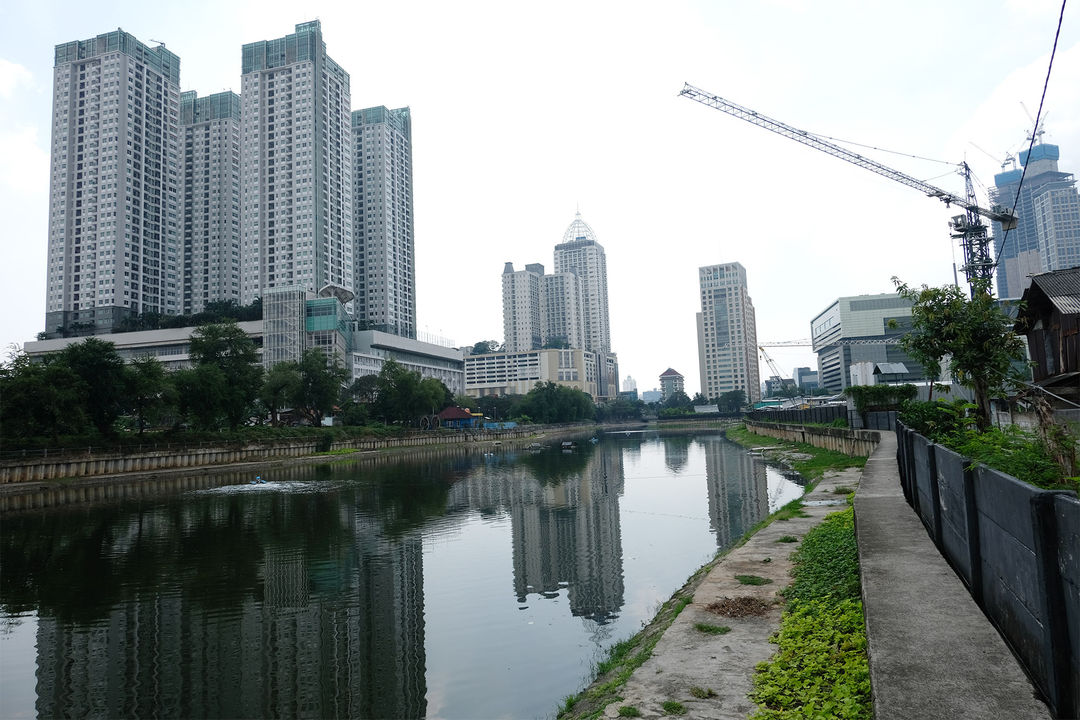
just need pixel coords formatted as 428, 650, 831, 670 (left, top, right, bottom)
553, 212, 610, 355
541, 271, 585, 350
501, 261, 586, 354
992, 142, 1080, 298
180, 91, 241, 314
502, 262, 544, 352
696, 263, 760, 403
45, 29, 181, 336
353, 106, 415, 337
239, 20, 353, 305
659, 368, 684, 400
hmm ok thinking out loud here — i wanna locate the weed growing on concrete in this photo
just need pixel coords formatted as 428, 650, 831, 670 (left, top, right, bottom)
832, 486, 855, 494
689, 686, 717, 699
693, 622, 731, 635
662, 700, 686, 715
750, 508, 870, 720
776, 535, 798, 543
736, 574, 773, 586
560, 695, 579, 715
617, 706, 641, 717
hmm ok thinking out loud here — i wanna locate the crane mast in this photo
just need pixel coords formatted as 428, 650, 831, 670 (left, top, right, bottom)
680, 83, 1016, 295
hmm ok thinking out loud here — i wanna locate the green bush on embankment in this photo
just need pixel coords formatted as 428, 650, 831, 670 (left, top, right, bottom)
749, 508, 871, 720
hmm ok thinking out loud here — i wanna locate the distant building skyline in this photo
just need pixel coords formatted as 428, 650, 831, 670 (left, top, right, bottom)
992, 141, 1080, 298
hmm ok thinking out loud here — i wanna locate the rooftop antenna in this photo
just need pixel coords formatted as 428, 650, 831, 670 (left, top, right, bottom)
149, 38, 166, 47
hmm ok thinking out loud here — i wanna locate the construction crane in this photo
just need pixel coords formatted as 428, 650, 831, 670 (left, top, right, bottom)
680, 83, 1018, 296
758, 346, 786, 379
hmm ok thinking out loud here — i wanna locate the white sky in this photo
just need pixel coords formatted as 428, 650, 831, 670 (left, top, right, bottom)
1, 0, 1077, 397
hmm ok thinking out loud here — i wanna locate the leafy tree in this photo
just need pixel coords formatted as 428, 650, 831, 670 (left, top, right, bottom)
370, 359, 449, 424
894, 279, 1026, 429
596, 396, 644, 422
452, 393, 476, 411
717, 389, 747, 413
126, 355, 174, 434
261, 363, 300, 427
474, 393, 520, 422
173, 364, 228, 430
291, 349, 349, 426
518, 382, 595, 424
541, 336, 569, 349
691, 392, 708, 406
57, 337, 128, 435
188, 322, 263, 429
470, 340, 503, 355
663, 390, 693, 412
0, 351, 87, 441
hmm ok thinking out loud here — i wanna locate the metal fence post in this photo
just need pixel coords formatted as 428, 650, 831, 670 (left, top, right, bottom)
1030, 492, 1075, 720
927, 444, 942, 547
961, 464, 982, 604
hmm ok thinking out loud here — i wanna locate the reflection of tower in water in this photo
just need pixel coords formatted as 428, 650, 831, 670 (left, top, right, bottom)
662, 435, 691, 474
504, 448, 626, 624
32, 492, 428, 719
701, 436, 769, 548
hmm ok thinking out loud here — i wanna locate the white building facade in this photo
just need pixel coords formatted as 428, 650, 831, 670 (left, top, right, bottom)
46, 29, 181, 336
352, 106, 415, 338
180, 90, 241, 314
501, 262, 544, 352
239, 20, 353, 306
696, 263, 760, 403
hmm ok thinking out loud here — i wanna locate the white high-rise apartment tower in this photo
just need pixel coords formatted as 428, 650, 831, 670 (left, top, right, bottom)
239, 21, 353, 305
553, 212, 610, 355
697, 263, 761, 403
180, 91, 241, 314
353, 106, 415, 337
502, 262, 544, 352
46, 29, 181, 336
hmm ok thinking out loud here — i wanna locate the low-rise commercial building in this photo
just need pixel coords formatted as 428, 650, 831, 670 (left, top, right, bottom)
464, 348, 599, 399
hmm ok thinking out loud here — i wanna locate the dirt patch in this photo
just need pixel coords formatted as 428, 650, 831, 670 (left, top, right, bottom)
705, 596, 773, 618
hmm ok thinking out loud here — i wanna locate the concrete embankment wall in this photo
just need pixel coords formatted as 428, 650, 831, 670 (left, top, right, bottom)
744, 420, 880, 457
0, 427, 569, 485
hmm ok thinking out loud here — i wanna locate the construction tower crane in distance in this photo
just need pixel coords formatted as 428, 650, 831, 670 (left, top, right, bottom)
679, 83, 1018, 297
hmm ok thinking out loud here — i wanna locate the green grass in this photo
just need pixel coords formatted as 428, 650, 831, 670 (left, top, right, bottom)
736, 574, 773, 586
662, 700, 686, 715
310, 447, 360, 456
773, 500, 810, 522
776, 535, 798, 543
726, 425, 868, 483
832, 486, 855, 494
689, 686, 717, 699
693, 622, 731, 635
749, 508, 871, 720
617, 706, 641, 717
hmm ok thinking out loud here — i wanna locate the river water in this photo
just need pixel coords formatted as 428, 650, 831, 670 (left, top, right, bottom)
0, 430, 802, 719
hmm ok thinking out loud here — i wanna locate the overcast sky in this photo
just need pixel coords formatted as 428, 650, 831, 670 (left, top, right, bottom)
1, 0, 1077, 396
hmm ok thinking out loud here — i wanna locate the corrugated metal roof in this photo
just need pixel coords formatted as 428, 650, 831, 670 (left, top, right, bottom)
874, 362, 909, 374
1030, 267, 1080, 315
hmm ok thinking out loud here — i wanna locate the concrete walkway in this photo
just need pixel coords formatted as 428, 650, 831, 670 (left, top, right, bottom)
854, 431, 1052, 720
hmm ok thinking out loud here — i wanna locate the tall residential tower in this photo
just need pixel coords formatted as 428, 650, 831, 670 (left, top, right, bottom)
180, 91, 241, 314
353, 106, 415, 337
45, 29, 181, 336
696, 263, 760, 404
239, 20, 353, 305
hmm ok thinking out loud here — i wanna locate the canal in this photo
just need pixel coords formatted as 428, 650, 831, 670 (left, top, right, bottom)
0, 430, 803, 719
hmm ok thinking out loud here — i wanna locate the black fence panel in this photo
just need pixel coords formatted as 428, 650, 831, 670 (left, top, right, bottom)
933, 445, 973, 586
747, 406, 846, 426
911, 434, 937, 540
1053, 494, 1080, 716
895, 421, 1077, 719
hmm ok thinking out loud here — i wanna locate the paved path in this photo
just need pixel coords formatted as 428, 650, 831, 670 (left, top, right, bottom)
854, 431, 1052, 720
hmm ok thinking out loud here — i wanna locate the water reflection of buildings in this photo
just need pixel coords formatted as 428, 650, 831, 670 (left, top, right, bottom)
662, 435, 691, 474
32, 495, 427, 719
447, 448, 626, 624
700, 436, 769, 548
